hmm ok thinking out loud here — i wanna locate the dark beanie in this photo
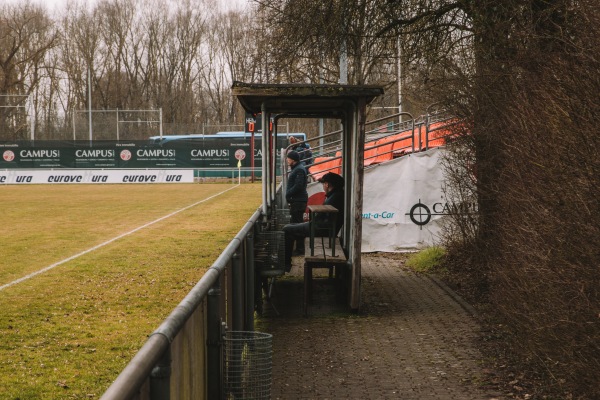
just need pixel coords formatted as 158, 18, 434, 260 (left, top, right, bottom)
287, 151, 300, 162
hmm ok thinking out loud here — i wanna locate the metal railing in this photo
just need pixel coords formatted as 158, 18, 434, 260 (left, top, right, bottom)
101, 207, 264, 400
296, 111, 457, 179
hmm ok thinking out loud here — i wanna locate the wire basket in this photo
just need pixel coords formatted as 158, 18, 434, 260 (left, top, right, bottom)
254, 231, 285, 275
223, 331, 273, 400
274, 208, 291, 230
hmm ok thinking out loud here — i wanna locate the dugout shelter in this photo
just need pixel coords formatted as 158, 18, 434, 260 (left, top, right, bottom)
232, 82, 384, 311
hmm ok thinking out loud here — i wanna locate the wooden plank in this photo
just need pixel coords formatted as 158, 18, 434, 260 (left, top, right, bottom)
304, 239, 347, 264
303, 238, 348, 317
307, 204, 338, 214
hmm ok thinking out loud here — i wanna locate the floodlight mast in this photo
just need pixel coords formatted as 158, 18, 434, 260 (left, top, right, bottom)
397, 36, 403, 124
88, 67, 93, 146
159, 108, 163, 138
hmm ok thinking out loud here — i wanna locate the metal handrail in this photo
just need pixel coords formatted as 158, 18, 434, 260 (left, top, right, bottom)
283, 112, 417, 176
306, 113, 457, 178
101, 208, 263, 400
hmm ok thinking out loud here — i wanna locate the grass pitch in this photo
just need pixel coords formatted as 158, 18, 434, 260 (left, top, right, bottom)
0, 183, 262, 398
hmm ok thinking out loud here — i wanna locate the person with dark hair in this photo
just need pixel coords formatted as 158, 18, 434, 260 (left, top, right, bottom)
282, 172, 345, 272
289, 136, 313, 166
285, 150, 308, 255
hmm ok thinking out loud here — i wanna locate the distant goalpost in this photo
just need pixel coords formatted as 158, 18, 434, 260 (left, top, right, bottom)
72, 108, 163, 142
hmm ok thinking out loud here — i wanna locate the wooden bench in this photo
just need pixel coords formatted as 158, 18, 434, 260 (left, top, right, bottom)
303, 237, 348, 316
303, 204, 348, 316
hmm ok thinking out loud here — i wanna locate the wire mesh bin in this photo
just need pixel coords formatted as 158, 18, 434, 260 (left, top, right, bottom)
254, 231, 285, 315
274, 208, 291, 230
254, 231, 285, 274
223, 331, 273, 400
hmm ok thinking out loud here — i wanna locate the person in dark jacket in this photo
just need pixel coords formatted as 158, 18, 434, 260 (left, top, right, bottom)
289, 136, 313, 166
285, 150, 308, 254
282, 172, 344, 272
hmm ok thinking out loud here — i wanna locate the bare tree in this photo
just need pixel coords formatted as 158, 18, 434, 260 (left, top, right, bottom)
0, 2, 58, 140
255, 0, 399, 86
199, 9, 260, 126
95, 0, 137, 109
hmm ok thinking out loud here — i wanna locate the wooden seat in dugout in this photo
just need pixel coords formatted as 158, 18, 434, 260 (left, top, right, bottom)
303, 205, 348, 316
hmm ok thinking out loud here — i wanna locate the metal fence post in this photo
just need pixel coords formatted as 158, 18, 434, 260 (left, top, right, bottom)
150, 348, 171, 400
207, 284, 222, 400
244, 233, 255, 331
232, 251, 244, 332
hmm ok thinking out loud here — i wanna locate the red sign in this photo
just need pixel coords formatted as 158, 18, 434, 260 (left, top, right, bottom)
3, 150, 15, 162
120, 149, 132, 161
234, 149, 246, 160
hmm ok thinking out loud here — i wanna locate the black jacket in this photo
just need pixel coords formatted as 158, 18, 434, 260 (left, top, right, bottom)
292, 142, 313, 165
321, 187, 344, 234
286, 162, 308, 203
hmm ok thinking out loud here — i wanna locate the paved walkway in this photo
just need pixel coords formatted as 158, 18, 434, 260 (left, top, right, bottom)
256, 253, 508, 400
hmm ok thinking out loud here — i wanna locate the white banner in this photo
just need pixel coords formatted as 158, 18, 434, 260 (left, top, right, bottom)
305, 148, 454, 252
362, 148, 451, 252
0, 169, 194, 184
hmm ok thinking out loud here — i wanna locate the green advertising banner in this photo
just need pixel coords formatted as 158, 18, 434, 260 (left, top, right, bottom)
0, 139, 269, 170
0, 132, 307, 174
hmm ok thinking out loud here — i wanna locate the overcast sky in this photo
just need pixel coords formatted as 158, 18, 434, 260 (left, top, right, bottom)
2, 0, 251, 14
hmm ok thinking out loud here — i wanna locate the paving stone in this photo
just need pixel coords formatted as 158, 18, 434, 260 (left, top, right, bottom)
258, 253, 507, 400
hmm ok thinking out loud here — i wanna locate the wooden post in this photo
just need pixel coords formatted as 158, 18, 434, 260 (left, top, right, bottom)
350, 98, 366, 311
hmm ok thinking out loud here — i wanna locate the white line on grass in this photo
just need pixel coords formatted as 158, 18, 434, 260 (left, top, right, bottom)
0, 185, 240, 292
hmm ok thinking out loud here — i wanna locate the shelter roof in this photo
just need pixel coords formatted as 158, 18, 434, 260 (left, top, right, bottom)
232, 81, 384, 118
